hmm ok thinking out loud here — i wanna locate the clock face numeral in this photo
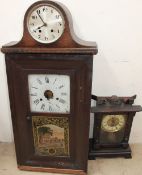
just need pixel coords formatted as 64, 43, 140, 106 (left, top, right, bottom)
30, 23, 35, 26
56, 104, 60, 109
37, 78, 42, 85
45, 76, 49, 83
52, 34, 55, 39
41, 103, 45, 110
41, 103, 45, 109
34, 99, 40, 105
101, 115, 126, 132
30, 93, 37, 96
49, 105, 53, 112
32, 87, 38, 89
28, 74, 70, 113
53, 78, 57, 84
59, 85, 64, 89
27, 4, 65, 43
61, 92, 67, 96
42, 8, 45, 12
32, 16, 37, 19
56, 15, 60, 19
37, 10, 41, 14
59, 98, 66, 104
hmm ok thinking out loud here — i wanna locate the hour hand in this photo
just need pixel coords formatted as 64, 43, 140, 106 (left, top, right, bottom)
34, 24, 45, 31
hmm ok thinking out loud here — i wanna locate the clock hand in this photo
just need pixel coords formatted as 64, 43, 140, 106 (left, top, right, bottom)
34, 24, 45, 31
36, 11, 47, 26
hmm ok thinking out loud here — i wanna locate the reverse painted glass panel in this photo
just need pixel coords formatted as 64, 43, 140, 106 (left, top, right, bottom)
32, 116, 69, 156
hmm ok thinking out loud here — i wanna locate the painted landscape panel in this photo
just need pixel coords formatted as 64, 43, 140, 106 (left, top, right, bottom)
32, 116, 69, 156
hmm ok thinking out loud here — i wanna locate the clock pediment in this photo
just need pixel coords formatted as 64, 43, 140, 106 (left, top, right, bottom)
1, 0, 97, 54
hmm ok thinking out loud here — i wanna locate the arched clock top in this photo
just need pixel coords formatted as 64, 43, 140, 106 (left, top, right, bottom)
1, 0, 97, 54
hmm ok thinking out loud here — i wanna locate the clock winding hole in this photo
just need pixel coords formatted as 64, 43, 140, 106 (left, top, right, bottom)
44, 90, 53, 100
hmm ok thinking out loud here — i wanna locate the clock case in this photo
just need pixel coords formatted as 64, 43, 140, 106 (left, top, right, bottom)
89, 95, 142, 159
1, 1, 98, 175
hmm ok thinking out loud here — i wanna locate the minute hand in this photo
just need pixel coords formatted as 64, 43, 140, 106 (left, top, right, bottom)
37, 11, 46, 25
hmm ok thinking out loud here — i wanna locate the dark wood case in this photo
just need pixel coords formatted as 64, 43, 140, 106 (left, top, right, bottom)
89, 95, 142, 159
1, 1, 97, 174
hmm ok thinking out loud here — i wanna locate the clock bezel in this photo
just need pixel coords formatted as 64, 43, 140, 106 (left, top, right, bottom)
101, 114, 126, 133
26, 70, 73, 116
21, 0, 72, 48
27, 3, 65, 44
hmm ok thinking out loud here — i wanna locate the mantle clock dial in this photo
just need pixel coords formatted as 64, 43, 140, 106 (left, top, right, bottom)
101, 114, 126, 133
2, 0, 98, 174
27, 4, 65, 43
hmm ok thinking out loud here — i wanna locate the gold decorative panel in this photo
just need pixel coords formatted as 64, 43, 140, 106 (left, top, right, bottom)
32, 116, 69, 157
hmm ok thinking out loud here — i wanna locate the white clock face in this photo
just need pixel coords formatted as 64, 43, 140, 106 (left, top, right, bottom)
28, 74, 70, 113
27, 4, 65, 43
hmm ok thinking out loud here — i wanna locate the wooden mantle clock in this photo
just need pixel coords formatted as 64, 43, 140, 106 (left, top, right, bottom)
1, 1, 97, 174
89, 95, 142, 159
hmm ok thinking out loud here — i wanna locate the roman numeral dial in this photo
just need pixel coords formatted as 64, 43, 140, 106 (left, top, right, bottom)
28, 74, 70, 113
27, 4, 65, 43
101, 115, 126, 132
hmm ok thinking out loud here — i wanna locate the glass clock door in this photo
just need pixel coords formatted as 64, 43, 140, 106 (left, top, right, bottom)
5, 53, 93, 173
28, 74, 70, 157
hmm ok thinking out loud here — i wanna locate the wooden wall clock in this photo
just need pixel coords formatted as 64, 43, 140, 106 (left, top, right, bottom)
89, 95, 142, 159
1, 1, 97, 174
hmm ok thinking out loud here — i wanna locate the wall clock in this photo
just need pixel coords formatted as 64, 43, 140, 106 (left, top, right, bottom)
1, 1, 97, 174
89, 95, 142, 159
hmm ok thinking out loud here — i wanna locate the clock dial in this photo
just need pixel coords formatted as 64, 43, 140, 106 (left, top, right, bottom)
101, 115, 126, 132
27, 4, 65, 43
28, 74, 70, 113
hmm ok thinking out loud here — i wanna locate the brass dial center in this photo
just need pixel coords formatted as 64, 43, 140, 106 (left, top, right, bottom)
107, 118, 119, 127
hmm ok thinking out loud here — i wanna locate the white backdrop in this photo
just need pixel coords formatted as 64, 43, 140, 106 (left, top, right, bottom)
0, 0, 142, 142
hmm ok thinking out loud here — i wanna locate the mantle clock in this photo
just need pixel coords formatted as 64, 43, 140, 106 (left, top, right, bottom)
1, 1, 97, 174
89, 95, 142, 159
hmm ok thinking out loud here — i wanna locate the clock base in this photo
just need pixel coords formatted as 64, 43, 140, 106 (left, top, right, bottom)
88, 139, 132, 159
18, 165, 86, 175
